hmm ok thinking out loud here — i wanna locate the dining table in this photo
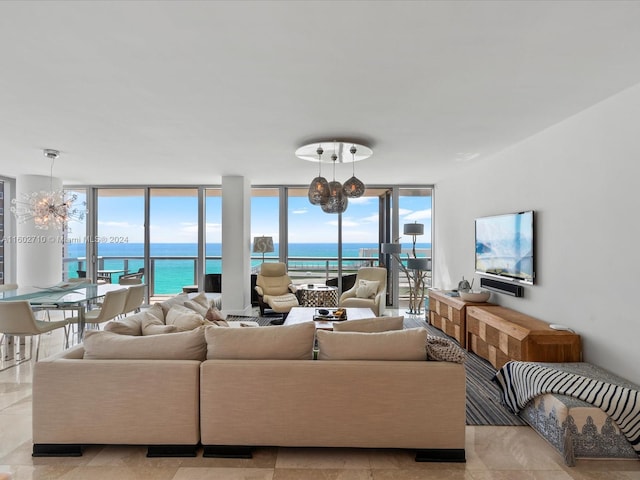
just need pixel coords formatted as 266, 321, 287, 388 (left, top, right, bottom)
0, 282, 129, 340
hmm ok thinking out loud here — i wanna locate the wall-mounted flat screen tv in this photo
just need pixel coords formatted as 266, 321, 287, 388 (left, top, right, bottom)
475, 210, 534, 284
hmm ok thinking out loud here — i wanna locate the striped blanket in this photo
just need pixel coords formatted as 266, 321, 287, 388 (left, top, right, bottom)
494, 361, 640, 457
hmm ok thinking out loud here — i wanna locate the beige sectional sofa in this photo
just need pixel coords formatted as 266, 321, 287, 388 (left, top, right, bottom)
32, 302, 467, 462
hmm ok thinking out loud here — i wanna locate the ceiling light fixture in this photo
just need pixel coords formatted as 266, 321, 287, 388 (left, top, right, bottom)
10, 149, 87, 230
296, 140, 372, 214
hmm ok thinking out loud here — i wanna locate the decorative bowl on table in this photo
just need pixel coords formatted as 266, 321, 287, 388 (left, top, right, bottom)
459, 290, 491, 302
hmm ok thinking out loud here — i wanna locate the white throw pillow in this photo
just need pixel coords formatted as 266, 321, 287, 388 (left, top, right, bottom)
104, 314, 144, 336
166, 304, 207, 331
355, 279, 380, 299
141, 312, 177, 336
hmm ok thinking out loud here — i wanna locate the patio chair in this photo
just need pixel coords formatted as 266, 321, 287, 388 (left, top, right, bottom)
0, 300, 69, 368
254, 262, 299, 318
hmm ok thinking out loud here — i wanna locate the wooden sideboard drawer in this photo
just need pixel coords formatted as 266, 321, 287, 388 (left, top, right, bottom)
428, 289, 493, 348
466, 305, 582, 369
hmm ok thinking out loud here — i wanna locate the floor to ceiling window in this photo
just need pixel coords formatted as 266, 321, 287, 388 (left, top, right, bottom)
58, 183, 432, 306
149, 188, 198, 295
251, 188, 280, 268
91, 188, 144, 284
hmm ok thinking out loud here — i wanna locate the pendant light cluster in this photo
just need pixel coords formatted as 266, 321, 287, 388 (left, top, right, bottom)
296, 140, 372, 214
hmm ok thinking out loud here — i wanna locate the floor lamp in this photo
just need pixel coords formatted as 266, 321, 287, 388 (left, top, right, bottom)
381, 222, 430, 315
253, 236, 274, 262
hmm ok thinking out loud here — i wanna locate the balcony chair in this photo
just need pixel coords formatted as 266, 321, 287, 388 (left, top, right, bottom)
254, 262, 299, 318
119, 267, 144, 282
0, 300, 70, 369
325, 273, 358, 293
77, 270, 110, 284
65, 288, 128, 337
339, 266, 387, 316
121, 284, 145, 317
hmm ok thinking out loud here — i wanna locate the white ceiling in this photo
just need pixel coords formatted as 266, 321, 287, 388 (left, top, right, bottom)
1, 0, 640, 187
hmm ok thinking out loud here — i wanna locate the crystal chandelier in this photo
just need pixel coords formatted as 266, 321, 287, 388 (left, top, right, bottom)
296, 140, 372, 214
10, 149, 87, 230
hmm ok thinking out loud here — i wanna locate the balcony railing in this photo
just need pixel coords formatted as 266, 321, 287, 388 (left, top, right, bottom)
63, 249, 431, 300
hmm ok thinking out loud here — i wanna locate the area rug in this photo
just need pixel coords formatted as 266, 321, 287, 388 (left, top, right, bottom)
227, 314, 525, 426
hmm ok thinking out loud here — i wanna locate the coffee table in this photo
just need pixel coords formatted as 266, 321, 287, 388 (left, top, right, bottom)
284, 307, 375, 330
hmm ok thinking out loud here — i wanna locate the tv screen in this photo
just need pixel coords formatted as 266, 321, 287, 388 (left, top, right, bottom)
475, 211, 534, 284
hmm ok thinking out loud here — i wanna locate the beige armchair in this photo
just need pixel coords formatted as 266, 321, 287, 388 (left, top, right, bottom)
339, 267, 387, 316
254, 262, 299, 317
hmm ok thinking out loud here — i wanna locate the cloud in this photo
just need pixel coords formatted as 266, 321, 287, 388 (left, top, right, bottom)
339, 220, 360, 227
398, 208, 412, 216
292, 208, 308, 214
347, 197, 374, 205
360, 214, 379, 223
98, 220, 137, 228
403, 209, 432, 221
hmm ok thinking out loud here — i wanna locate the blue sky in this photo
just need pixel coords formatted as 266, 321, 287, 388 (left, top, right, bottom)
70, 190, 431, 245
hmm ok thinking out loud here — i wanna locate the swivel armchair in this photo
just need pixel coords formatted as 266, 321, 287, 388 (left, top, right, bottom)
254, 262, 299, 318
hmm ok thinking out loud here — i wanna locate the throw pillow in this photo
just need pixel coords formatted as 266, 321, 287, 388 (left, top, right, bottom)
146, 303, 165, 323
332, 315, 404, 333
141, 312, 178, 336
157, 293, 190, 317
426, 335, 466, 363
317, 327, 428, 361
82, 327, 206, 360
205, 306, 225, 321
166, 304, 207, 331
189, 292, 211, 310
104, 314, 144, 336
184, 300, 208, 318
355, 279, 380, 299
205, 321, 315, 360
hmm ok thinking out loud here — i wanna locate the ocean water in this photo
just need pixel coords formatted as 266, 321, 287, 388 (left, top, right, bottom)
65, 243, 431, 295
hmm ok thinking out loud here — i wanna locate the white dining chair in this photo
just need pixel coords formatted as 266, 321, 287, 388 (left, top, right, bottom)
65, 288, 128, 338
0, 300, 70, 369
121, 284, 145, 317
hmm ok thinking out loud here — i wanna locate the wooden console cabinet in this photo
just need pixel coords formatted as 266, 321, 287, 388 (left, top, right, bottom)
428, 289, 492, 348
466, 305, 582, 369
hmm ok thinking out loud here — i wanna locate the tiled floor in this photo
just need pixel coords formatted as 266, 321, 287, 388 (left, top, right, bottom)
1, 317, 639, 479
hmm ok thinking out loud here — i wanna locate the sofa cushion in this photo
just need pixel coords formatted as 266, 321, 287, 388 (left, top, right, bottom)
166, 304, 208, 331
317, 328, 428, 361
83, 327, 207, 360
355, 279, 379, 299
332, 315, 404, 333
205, 321, 315, 360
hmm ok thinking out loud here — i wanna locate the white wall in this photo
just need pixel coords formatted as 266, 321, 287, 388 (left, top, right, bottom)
434, 83, 640, 384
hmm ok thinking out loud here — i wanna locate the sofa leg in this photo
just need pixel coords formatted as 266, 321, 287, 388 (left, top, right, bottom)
147, 445, 198, 457
415, 448, 466, 462
203, 445, 253, 458
32, 444, 83, 457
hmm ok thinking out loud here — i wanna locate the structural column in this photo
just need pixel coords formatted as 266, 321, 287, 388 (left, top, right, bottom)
221, 176, 251, 314
15, 175, 63, 287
